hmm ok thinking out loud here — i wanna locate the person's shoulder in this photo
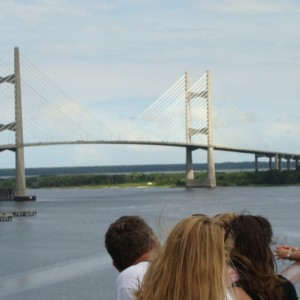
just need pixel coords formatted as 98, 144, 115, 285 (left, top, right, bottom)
278, 275, 298, 300
116, 261, 149, 300
278, 274, 294, 284
121, 261, 149, 276
117, 261, 149, 287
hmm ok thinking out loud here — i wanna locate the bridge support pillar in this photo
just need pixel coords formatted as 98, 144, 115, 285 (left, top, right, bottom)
295, 158, 299, 170
185, 147, 216, 188
287, 158, 291, 170
15, 147, 26, 197
185, 147, 194, 186
269, 157, 272, 170
207, 146, 216, 187
278, 157, 282, 171
255, 155, 258, 172
275, 154, 279, 170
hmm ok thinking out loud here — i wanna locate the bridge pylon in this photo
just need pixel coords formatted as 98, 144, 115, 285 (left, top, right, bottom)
0, 47, 26, 198
14, 47, 26, 197
185, 71, 216, 188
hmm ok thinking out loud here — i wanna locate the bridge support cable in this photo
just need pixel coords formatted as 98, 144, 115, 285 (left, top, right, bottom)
136, 72, 217, 187
135, 76, 186, 142
17, 54, 118, 144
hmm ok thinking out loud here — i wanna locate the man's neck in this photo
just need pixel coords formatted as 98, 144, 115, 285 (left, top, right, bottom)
132, 252, 150, 265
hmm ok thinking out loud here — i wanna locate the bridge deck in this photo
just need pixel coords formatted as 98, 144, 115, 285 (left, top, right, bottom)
1, 140, 299, 159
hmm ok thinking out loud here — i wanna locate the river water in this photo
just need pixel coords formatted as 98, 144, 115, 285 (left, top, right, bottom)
0, 186, 299, 299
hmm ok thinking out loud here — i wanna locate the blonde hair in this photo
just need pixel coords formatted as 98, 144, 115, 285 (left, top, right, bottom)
214, 211, 237, 223
136, 215, 233, 300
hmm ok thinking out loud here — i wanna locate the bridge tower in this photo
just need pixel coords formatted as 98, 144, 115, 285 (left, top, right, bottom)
14, 47, 26, 197
0, 47, 26, 197
185, 71, 216, 187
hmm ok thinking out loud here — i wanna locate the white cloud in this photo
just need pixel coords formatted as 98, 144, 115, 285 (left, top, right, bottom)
91, 2, 116, 12
0, 0, 89, 19
72, 145, 109, 165
204, 0, 297, 14
1, 0, 300, 167
266, 121, 297, 139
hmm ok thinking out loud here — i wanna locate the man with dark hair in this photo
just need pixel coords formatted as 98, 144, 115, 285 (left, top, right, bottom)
105, 215, 160, 300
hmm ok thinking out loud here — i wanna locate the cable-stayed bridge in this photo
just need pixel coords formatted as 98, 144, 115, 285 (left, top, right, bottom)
1, 48, 300, 198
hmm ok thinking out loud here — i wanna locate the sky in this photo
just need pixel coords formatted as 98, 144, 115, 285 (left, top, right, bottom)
0, 0, 300, 169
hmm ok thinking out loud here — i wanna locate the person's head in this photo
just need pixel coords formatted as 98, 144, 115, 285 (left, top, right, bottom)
229, 214, 285, 299
214, 211, 237, 224
105, 215, 159, 272
230, 214, 274, 272
136, 215, 233, 300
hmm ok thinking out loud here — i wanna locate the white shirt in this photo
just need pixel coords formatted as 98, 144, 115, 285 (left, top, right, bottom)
116, 261, 149, 300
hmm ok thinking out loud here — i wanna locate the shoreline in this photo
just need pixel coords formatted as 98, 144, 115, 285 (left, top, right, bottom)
1, 170, 300, 190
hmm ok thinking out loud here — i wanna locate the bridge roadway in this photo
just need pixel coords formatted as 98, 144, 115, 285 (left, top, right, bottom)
1, 140, 300, 164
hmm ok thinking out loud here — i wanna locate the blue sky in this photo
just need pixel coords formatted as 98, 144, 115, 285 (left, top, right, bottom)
0, 0, 300, 168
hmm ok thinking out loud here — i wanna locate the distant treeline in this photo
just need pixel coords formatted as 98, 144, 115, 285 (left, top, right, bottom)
1, 170, 300, 188
216, 170, 300, 186
0, 161, 296, 177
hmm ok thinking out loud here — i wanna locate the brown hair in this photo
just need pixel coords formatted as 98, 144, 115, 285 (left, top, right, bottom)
230, 214, 286, 300
105, 215, 158, 271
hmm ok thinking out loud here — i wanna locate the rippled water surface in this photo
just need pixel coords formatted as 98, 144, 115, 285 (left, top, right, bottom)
0, 186, 299, 299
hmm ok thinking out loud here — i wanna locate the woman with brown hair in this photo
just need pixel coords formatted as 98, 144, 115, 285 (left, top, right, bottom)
230, 214, 298, 300
135, 215, 236, 300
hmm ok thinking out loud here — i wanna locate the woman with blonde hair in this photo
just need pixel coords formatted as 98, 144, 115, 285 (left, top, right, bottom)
135, 215, 235, 300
